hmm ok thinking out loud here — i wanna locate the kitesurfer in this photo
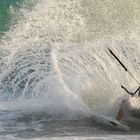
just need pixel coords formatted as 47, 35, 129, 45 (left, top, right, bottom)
116, 86, 140, 121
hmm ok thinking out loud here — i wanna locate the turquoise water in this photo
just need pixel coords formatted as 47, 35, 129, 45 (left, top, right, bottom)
0, 0, 36, 38
0, 0, 23, 37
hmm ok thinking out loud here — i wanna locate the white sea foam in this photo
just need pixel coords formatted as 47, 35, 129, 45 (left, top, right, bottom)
0, 0, 140, 137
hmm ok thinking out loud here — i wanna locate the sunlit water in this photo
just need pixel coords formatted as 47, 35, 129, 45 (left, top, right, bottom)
0, 0, 140, 139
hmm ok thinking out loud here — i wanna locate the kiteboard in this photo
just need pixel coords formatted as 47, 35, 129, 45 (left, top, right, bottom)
90, 114, 130, 131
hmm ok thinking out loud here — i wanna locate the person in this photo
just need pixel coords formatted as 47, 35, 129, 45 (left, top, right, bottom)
116, 86, 140, 121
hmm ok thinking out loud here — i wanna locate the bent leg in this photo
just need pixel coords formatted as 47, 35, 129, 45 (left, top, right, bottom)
116, 106, 124, 121
116, 100, 127, 121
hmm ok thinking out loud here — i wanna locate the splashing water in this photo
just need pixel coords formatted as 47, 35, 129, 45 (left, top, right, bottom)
0, 0, 140, 138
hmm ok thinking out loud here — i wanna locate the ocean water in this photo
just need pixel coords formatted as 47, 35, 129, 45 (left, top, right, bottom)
0, 0, 140, 139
